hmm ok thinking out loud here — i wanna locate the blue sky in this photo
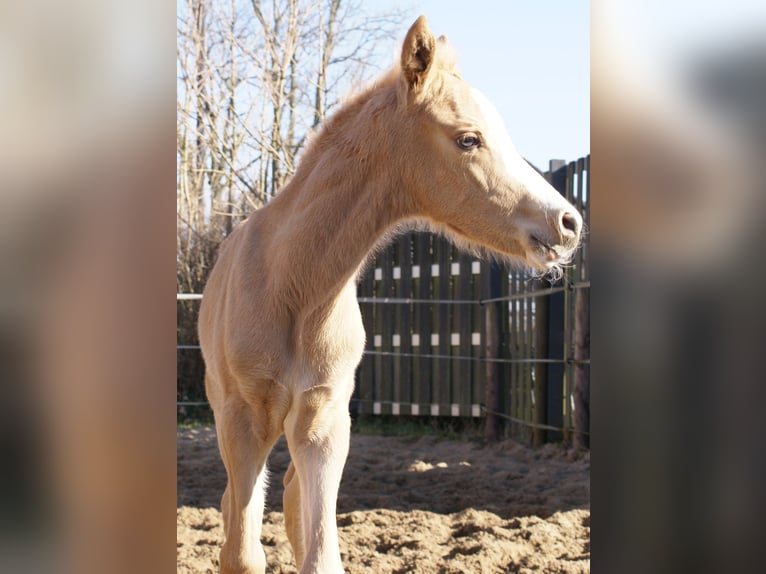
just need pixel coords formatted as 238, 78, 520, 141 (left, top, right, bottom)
373, 1, 590, 170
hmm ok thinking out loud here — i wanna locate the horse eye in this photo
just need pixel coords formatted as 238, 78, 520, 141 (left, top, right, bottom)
456, 133, 481, 150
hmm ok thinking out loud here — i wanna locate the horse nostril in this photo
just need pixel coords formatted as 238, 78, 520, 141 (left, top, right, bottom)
561, 211, 580, 237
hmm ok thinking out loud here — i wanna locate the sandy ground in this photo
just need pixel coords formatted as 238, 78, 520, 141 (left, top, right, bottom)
177, 426, 590, 573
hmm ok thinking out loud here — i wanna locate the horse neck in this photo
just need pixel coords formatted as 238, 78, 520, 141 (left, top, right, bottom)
266, 96, 413, 313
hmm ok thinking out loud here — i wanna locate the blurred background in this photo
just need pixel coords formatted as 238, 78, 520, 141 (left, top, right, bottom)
0, 0, 764, 572
592, 1, 766, 573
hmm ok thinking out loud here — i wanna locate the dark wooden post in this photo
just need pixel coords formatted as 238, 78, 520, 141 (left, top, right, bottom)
456, 252, 473, 416
396, 233, 413, 411
572, 156, 590, 449
573, 285, 590, 449
433, 237, 451, 413
545, 160, 567, 443
380, 246, 394, 414
413, 232, 433, 413
533, 280, 549, 448
484, 262, 503, 441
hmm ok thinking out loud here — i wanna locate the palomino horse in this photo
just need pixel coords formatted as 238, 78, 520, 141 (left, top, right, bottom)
199, 16, 582, 574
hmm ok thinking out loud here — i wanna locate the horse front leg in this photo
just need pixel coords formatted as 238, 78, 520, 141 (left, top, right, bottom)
209, 374, 288, 574
213, 399, 275, 574
282, 460, 305, 568
284, 380, 352, 574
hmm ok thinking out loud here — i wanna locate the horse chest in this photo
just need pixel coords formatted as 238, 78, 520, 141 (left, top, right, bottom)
296, 298, 366, 376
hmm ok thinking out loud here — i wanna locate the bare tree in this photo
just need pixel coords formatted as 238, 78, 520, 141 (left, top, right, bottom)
176, 0, 404, 306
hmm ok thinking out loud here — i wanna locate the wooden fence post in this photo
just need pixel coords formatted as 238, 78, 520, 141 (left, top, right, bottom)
413, 232, 433, 413
574, 285, 590, 449
395, 233, 413, 412
573, 157, 590, 449
533, 281, 549, 448
545, 160, 567, 443
484, 262, 503, 441
429, 237, 449, 413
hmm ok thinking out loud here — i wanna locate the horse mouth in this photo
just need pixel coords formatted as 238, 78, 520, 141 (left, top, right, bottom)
530, 235, 567, 266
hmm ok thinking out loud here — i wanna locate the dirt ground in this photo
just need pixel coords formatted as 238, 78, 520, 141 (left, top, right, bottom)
177, 426, 590, 573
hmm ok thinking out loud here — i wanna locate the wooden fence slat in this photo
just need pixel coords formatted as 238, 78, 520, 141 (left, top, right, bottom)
392, 238, 402, 408
524, 273, 535, 442
448, 245, 458, 414
574, 285, 590, 449
372, 254, 384, 413
380, 247, 395, 415
509, 271, 519, 429
433, 236, 451, 414
456, 252, 473, 416
499, 268, 511, 431
484, 261, 504, 440
414, 232, 433, 412
371, 256, 380, 412
582, 157, 590, 282
471, 259, 483, 410
563, 161, 577, 442
533, 278, 550, 448
545, 161, 568, 442
397, 233, 414, 412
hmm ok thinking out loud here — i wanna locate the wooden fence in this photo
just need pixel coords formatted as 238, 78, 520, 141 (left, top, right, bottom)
177, 156, 590, 446
352, 156, 589, 445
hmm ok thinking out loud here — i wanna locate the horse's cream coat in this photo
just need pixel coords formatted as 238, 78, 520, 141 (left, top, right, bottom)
199, 16, 582, 574
467, 86, 580, 271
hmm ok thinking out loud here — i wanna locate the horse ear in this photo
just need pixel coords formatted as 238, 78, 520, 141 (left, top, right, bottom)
400, 15, 436, 91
